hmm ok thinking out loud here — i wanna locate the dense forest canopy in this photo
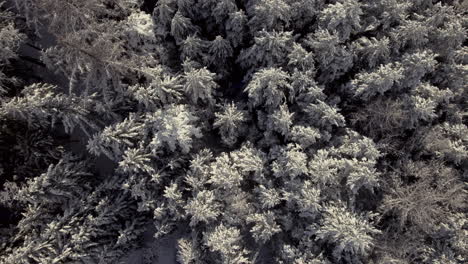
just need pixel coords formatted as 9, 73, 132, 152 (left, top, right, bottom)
0, 0, 467, 263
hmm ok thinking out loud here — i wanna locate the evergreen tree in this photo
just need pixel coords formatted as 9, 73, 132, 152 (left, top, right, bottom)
147, 104, 203, 154
352, 37, 390, 69
180, 36, 207, 62
318, 0, 363, 41
244, 67, 293, 110
2, 1, 467, 263
0, 8, 23, 94
171, 11, 199, 43
204, 223, 250, 264
207, 35, 233, 68
213, 102, 248, 146
185, 190, 221, 227
247, 0, 292, 32
87, 114, 143, 160
183, 66, 218, 105
247, 211, 281, 244
128, 67, 183, 109
351, 62, 404, 100
225, 10, 248, 48
310, 204, 380, 262
305, 29, 354, 83
238, 30, 294, 71
2, 83, 97, 134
